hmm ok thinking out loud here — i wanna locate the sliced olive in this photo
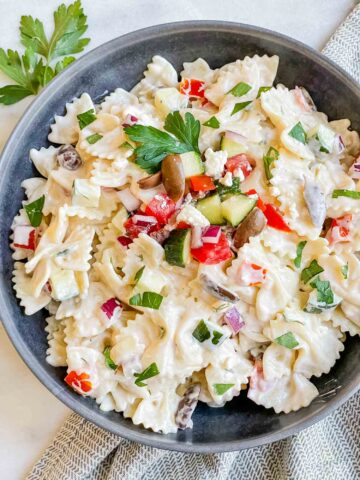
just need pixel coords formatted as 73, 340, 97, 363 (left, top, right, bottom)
161, 154, 185, 202
175, 383, 201, 430
303, 179, 326, 228
57, 144, 83, 170
137, 171, 162, 189
233, 207, 266, 249
200, 274, 239, 303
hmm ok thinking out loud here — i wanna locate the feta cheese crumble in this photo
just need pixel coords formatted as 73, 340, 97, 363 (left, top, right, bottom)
176, 204, 210, 227
204, 148, 227, 179
219, 172, 233, 187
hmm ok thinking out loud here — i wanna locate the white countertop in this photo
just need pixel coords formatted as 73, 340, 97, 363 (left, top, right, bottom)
0, 0, 356, 478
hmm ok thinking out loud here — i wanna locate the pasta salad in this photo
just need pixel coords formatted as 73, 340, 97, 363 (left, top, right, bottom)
11, 54, 360, 433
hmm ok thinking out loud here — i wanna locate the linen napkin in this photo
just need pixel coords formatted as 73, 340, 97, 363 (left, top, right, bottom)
27, 5, 360, 480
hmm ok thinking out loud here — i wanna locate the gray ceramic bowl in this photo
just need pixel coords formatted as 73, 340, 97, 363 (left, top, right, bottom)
0, 21, 359, 453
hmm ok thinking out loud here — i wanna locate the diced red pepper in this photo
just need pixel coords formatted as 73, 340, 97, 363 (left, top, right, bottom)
13, 226, 37, 250
117, 235, 133, 247
191, 232, 232, 265
328, 214, 352, 244
226, 154, 254, 178
262, 204, 291, 232
145, 194, 176, 225
177, 221, 191, 229
237, 261, 267, 286
124, 215, 160, 239
179, 78, 206, 98
189, 175, 216, 192
65, 371, 92, 394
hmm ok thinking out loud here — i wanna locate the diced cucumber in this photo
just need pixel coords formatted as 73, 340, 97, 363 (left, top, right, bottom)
317, 124, 336, 153
180, 151, 205, 178
111, 207, 128, 233
154, 87, 188, 116
164, 228, 191, 268
196, 194, 224, 225
72, 179, 101, 208
221, 132, 248, 157
221, 194, 256, 227
136, 267, 167, 294
50, 268, 80, 301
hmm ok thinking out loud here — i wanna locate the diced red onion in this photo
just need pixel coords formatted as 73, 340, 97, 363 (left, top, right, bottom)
202, 225, 221, 244
122, 114, 138, 128
223, 306, 245, 334
13, 225, 37, 250
117, 236, 133, 247
334, 135, 345, 155
191, 226, 203, 248
350, 155, 360, 179
132, 214, 158, 226
117, 188, 141, 212
223, 131, 247, 144
101, 298, 123, 321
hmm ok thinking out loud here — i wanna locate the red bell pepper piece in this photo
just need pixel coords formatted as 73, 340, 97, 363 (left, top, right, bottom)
177, 221, 192, 229
189, 175, 216, 192
226, 154, 254, 177
65, 371, 92, 394
179, 78, 206, 98
191, 232, 232, 265
144, 194, 176, 225
124, 214, 160, 239
328, 214, 352, 244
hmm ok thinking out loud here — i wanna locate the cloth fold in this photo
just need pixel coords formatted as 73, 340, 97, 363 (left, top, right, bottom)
27, 5, 360, 480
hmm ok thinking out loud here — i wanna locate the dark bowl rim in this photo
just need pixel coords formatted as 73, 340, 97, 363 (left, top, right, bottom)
0, 20, 359, 453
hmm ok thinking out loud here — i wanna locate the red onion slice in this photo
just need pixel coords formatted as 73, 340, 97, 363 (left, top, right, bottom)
132, 214, 158, 226
223, 306, 245, 334
334, 135, 345, 155
202, 225, 221, 244
101, 298, 123, 321
122, 114, 138, 128
191, 226, 203, 248
117, 188, 141, 212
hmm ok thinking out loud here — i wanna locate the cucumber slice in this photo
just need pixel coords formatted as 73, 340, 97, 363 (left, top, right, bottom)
164, 228, 191, 267
221, 194, 256, 227
196, 194, 224, 225
220, 132, 248, 157
180, 152, 204, 178
317, 124, 336, 153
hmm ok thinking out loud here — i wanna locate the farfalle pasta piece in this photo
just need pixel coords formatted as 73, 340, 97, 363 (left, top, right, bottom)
45, 316, 67, 367
205, 55, 279, 107
48, 93, 95, 145
131, 55, 178, 99
100, 88, 139, 116
65, 188, 119, 221
258, 227, 300, 260
180, 58, 216, 83
30, 146, 59, 178
13, 262, 51, 314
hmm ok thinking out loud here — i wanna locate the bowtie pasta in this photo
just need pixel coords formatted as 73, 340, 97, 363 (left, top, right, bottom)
11, 54, 360, 434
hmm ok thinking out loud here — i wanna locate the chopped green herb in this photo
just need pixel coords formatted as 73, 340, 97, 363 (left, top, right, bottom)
24, 195, 45, 227
300, 259, 324, 284
0, 1, 90, 105
134, 362, 159, 387
294, 241, 307, 268
134, 266, 145, 285
341, 263, 349, 280
192, 320, 211, 343
77, 109, 96, 129
212, 330, 223, 345
216, 176, 241, 198
203, 116, 220, 129
257, 86, 271, 98
310, 277, 334, 306
275, 332, 299, 349
263, 146, 279, 181
289, 122, 307, 144
332, 189, 360, 199
125, 111, 200, 173
119, 141, 134, 150
228, 82, 251, 97
129, 291, 163, 309
320, 145, 329, 153
231, 101, 252, 116
103, 346, 117, 370
213, 383, 235, 395
86, 133, 103, 144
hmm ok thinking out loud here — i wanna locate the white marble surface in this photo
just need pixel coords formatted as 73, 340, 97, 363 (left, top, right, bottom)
0, 0, 356, 478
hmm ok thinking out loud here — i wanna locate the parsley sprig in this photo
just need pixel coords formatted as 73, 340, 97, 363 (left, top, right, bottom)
0, 1, 90, 105
124, 111, 200, 173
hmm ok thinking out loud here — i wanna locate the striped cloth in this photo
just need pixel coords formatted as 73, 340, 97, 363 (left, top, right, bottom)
27, 5, 360, 480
